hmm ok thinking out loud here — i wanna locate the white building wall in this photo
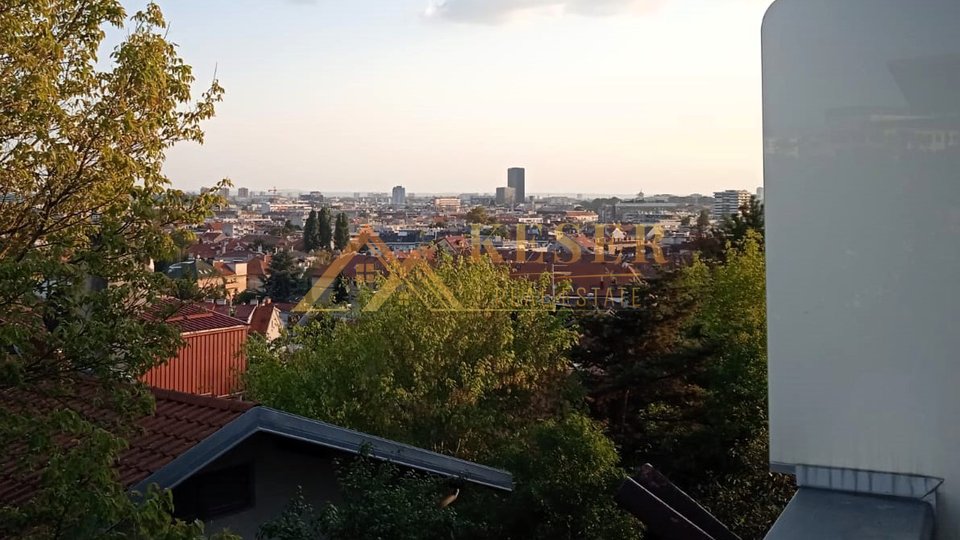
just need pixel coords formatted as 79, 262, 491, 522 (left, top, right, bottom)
764, 0, 960, 535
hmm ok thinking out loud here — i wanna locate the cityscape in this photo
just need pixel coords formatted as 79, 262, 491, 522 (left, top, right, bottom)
4, 1, 958, 540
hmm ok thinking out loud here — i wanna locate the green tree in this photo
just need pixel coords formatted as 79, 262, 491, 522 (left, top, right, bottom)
488, 414, 640, 540
465, 206, 491, 225
303, 210, 319, 252
245, 257, 639, 539
696, 209, 712, 238
0, 1, 235, 538
716, 195, 764, 247
258, 460, 482, 540
318, 207, 332, 251
574, 234, 792, 539
573, 273, 712, 473
333, 213, 350, 251
262, 250, 306, 303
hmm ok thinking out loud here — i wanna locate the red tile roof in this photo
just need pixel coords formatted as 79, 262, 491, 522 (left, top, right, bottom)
119, 388, 254, 488
247, 255, 271, 277
165, 303, 247, 334
248, 305, 278, 336
0, 383, 255, 506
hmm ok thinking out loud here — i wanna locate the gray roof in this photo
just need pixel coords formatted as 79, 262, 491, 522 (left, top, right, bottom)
765, 488, 934, 540
131, 406, 513, 493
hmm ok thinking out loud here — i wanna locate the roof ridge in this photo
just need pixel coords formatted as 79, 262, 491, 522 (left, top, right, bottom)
151, 387, 257, 413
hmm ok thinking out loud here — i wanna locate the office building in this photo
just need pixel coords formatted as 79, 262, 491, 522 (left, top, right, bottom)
392, 185, 407, 207
496, 187, 516, 207
712, 190, 751, 219
433, 198, 461, 213
507, 168, 526, 204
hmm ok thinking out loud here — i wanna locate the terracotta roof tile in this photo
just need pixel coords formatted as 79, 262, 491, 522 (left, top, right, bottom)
165, 303, 247, 334
248, 305, 277, 335
0, 384, 255, 506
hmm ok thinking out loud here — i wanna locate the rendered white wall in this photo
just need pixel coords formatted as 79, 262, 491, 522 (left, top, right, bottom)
763, 0, 960, 536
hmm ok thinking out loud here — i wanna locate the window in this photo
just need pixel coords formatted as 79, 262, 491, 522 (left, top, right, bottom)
173, 463, 255, 521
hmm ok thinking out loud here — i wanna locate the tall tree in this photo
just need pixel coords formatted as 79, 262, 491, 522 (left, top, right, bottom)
303, 210, 319, 252
318, 207, 332, 251
574, 234, 792, 539
333, 213, 350, 251
245, 257, 640, 539
465, 206, 491, 225
696, 209, 712, 239
0, 2, 234, 538
261, 250, 306, 303
716, 195, 764, 247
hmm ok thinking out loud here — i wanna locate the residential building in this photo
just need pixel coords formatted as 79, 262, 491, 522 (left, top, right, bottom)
392, 185, 407, 207
711, 190, 751, 219
142, 303, 248, 397
507, 167, 526, 204
237, 187, 250, 199
219, 187, 230, 198
0, 385, 513, 540
433, 197, 461, 213
205, 300, 284, 341
496, 187, 516, 207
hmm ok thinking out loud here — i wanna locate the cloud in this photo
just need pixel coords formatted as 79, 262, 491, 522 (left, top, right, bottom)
423, 0, 664, 24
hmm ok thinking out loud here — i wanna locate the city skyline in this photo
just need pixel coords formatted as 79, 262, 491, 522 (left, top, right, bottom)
123, 0, 772, 195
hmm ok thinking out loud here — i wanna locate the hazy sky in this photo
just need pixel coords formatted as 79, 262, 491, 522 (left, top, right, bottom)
127, 0, 773, 195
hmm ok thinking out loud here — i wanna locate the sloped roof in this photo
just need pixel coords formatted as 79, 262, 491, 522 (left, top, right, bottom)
0, 384, 254, 506
248, 305, 278, 336
166, 260, 219, 281
165, 303, 247, 334
120, 389, 255, 488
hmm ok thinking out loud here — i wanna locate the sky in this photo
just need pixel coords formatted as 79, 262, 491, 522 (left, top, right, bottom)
121, 0, 773, 195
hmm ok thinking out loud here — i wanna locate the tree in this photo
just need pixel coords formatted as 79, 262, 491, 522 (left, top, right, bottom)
333, 213, 350, 251
574, 234, 792, 539
318, 207, 332, 251
262, 250, 306, 303
258, 460, 482, 540
465, 206, 491, 225
303, 210, 319, 252
245, 257, 639, 538
573, 272, 714, 474
0, 1, 235, 538
696, 209, 712, 238
716, 195, 764, 247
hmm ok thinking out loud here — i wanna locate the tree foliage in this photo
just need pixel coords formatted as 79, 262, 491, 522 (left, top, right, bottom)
318, 207, 332, 251
261, 249, 306, 303
333, 212, 349, 251
302, 210, 319, 252
245, 256, 639, 538
464, 206, 492, 225
258, 460, 482, 540
716, 196, 764, 247
574, 233, 791, 539
0, 2, 234, 537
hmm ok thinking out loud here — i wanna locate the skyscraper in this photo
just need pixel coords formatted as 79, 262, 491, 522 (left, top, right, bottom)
507, 168, 526, 205
392, 185, 406, 207
496, 187, 516, 207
